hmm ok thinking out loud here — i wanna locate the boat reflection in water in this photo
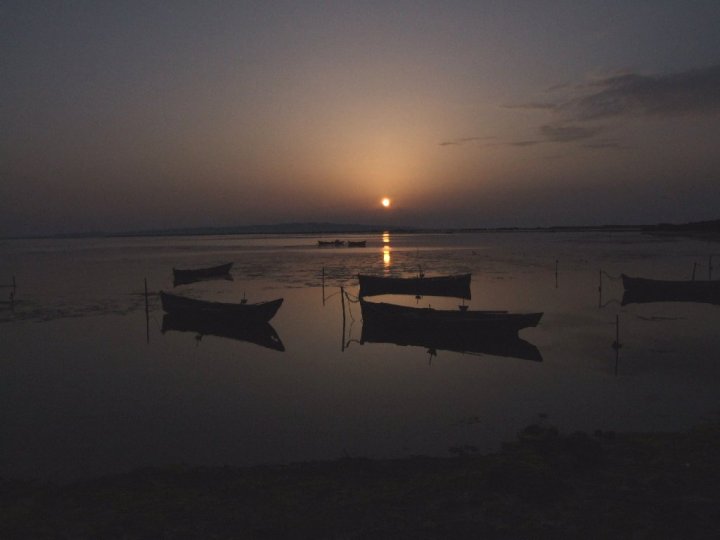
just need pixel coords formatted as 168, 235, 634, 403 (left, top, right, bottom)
359, 299, 543, 362
621, 274, 720, 306
162, 312, 285, 351
159, 291, 285, 351
173, 262, 234, 286
358, 274, 472, 300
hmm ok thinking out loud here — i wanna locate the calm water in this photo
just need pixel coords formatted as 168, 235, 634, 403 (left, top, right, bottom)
2, 231, 720, 481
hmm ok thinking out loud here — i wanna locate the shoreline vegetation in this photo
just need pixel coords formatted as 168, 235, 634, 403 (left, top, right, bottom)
3, 422, 720, 538
4, 218, 720, 241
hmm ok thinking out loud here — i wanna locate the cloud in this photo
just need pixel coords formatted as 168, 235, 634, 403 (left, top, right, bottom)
564, 64, 720, 120
507, 140, 542, 147
498, 125, 602, 148
502, 102, 557, 111
441, 128, 602, 150
581, 139, 632, 150
486, 64, 720, 151
441, 137, 544, 149
438, 136, 494, 146
503, 65, 720, 121
538, 124, 602, 142
545, 81, 574, 92
445, 65, 720, 151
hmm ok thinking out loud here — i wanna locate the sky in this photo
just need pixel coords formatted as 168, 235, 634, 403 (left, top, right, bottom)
2, 1, 720, 236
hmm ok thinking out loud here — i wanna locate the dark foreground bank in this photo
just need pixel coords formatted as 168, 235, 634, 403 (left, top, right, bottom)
2, 423, 720, 539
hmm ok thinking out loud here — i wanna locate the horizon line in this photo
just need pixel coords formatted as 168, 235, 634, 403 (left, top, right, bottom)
3, 219, 719, 241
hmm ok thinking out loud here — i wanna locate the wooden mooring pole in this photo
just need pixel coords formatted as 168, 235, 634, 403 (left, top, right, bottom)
1, 275, 16, 307
340, 286, 346, 352
144, 278, 150, 344
612, 314, 622, 375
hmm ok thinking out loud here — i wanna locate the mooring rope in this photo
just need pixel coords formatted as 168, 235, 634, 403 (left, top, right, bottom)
324, 290, 341, 301
151, 314, 162, 331
343, 289, 361, 303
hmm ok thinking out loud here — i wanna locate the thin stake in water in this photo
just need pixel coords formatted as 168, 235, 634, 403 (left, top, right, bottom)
144, 278, 150, 344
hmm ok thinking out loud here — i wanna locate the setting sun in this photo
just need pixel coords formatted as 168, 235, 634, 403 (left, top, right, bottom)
381, 197, 391, 208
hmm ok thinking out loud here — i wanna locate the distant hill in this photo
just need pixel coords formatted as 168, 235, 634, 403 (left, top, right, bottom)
15, 218, 720, 240
642, 219, 720, 232
109, 222, 414, 238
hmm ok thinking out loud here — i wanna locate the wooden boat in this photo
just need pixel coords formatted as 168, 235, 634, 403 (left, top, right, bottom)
347, 240, 367, 247
621, 274, 720, 305
318, 240, 345, 247
358, 273, 472, 299
360, 299, 542, 336
160, 291, 283, 323
161, 313, 284, 351
360, 316, 541, 361
172, 262, 232, 284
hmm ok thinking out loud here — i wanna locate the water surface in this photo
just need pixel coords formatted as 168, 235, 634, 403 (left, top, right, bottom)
2, 231, 719, 480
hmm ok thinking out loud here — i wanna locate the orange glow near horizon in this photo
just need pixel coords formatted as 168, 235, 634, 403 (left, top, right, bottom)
381, 197, 391, 208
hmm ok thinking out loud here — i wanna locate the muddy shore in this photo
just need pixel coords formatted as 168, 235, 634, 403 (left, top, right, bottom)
2, 422, 720, 538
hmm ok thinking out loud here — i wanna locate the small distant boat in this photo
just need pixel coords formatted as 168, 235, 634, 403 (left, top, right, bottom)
160, 291, 283, 323
173, 262, 233, 285
318, 240, 345, 247
347, 240, 367, 247
360, 299, 542, 335
162, 313, 284, 351
358, 273, 472, 299
621, 274, 720, 305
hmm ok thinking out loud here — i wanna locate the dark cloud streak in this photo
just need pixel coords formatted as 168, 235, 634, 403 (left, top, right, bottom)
502, 102, 557, 111
479, 64, 720, 152
538, 124, 602, 142
566, 64, 720, 120
438, 136, 494, 146
581, 139, 632, 150
504, 65, 720, 121
507, 140, 542, 147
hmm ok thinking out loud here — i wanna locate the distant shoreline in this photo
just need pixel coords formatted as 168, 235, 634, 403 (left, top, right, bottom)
3, 218, 720, 241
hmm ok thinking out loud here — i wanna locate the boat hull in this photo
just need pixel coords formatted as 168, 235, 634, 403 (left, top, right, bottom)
621, 274, 720, 305
358, 273, 472, 299
360, 299, 542, 336
160, 292, 283, 323
173, 262, 233, 285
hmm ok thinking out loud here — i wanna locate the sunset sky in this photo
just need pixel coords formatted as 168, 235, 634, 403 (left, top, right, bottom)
2, 1, 720, 236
